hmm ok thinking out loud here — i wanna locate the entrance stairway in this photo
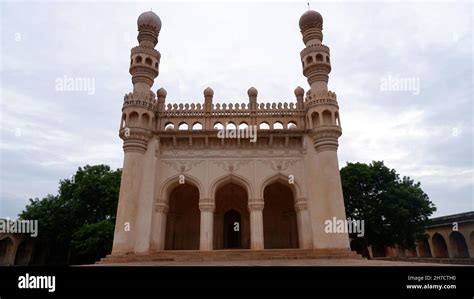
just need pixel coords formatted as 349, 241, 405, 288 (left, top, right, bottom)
97, 248, 364, 264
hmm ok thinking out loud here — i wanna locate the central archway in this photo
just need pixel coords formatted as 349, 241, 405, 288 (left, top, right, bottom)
213, 183, 250, 249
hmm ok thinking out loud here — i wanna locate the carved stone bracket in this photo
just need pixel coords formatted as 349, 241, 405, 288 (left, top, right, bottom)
259, 159, 299, 171
213, 160, 251, 172
162, 160, 203, 173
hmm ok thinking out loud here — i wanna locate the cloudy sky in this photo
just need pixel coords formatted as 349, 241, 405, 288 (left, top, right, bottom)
0, 0, 472, 219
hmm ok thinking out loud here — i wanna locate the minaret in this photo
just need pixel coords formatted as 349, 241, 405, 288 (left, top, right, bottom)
299, 10, 350, 249
112, 11, 162, 254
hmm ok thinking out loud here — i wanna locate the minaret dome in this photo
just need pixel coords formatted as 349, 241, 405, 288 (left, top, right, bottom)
138, 11, 162, 31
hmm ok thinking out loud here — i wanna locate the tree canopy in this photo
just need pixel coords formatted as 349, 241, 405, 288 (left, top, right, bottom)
19, 164, 121, 264
340, 161, 436, 250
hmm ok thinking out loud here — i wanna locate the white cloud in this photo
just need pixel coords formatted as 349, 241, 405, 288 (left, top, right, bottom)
0, 1, 472, 218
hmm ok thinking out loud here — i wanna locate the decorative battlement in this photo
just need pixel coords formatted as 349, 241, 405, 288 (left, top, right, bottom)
123, 91, 157, 111
300, 44, 330, 57
162, 101, 300, 117
305, 90, 338, 110
157, 95, 304, 131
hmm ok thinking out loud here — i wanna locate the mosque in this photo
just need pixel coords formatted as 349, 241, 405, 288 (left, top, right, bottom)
104, 9, 360, 262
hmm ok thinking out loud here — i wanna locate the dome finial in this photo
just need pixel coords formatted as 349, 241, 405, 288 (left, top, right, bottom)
138, 11, 162, 32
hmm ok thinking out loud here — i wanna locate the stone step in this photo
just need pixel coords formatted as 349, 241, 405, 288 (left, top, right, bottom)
97, 249, 364, 264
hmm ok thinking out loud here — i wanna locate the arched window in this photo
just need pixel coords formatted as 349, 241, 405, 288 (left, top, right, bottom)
164, 123, 175, 130
141, 113, 150, 127
335, 112, 340, 126
128, 111, 139, 127
322, 110, 332, 124
326, 56, 330, 63
306, 56, 313, 64
287, 121, 297, 129
145, 57, 152, 65
135, 56, 143, 64
273, 122, 283, 129
316, 54, 323, 61
311, 112, 320, 127
259, 122, 270, 130
192, 122, 203, 130
178, 122, 189, 131
239, 122, 249, 130
226, 122, 237, 130
214, 122, 224, 130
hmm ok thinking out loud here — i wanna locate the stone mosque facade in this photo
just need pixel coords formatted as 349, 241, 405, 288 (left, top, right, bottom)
107, 9, 357, 261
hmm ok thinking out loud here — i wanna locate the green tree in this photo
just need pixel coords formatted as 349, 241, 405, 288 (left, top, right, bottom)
340, 161, 436, 252
19, 164, 121, 264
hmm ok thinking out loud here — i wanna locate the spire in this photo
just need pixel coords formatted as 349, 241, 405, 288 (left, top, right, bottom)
299, 10, 330, 92
130, 11, 162, 94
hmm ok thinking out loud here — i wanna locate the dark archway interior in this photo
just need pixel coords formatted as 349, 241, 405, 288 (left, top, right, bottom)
223, 209, 241, 248
432, 233, 449, 258
0, 238, 13, 264
214, 182, 250, 249
449, 231, 469, 258
263, 182, 298, 249
165, 183, 200, 250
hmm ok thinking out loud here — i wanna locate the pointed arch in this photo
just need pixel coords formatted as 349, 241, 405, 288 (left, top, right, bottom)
159, 173, 204, 204
259, 173, 303, 200
209, 173, 253, 201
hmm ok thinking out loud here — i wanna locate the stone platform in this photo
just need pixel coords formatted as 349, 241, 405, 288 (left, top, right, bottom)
97, 248, 363, 265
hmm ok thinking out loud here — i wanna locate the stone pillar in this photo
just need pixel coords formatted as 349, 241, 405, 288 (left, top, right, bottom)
248, 200, 264, 250
134, 138, 158, 253
199, 199, 215, 251
295, 198, 312, 249
150, 200, 169, 251
111, 136, 149, 254
312, 144, 350, 249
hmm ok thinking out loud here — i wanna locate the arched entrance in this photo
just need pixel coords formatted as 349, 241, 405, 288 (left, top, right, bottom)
432, 233, 448, 258
223, 209, 241, 248
417, 238, 432, 257
0, 237, 13, 265
449, 231, 469, 258
263, 182, 298, 249
165, 183, 200, 250
214, 183, 250, 249
15, 239, 33, 265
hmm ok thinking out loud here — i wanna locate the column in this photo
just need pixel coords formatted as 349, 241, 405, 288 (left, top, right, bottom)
295, 198, 312, 249
199, 199, 215, 251
111, 139, 148, 254
134, 138, 157, 253
150, 200, 169, 251
248, 200, 264, 250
